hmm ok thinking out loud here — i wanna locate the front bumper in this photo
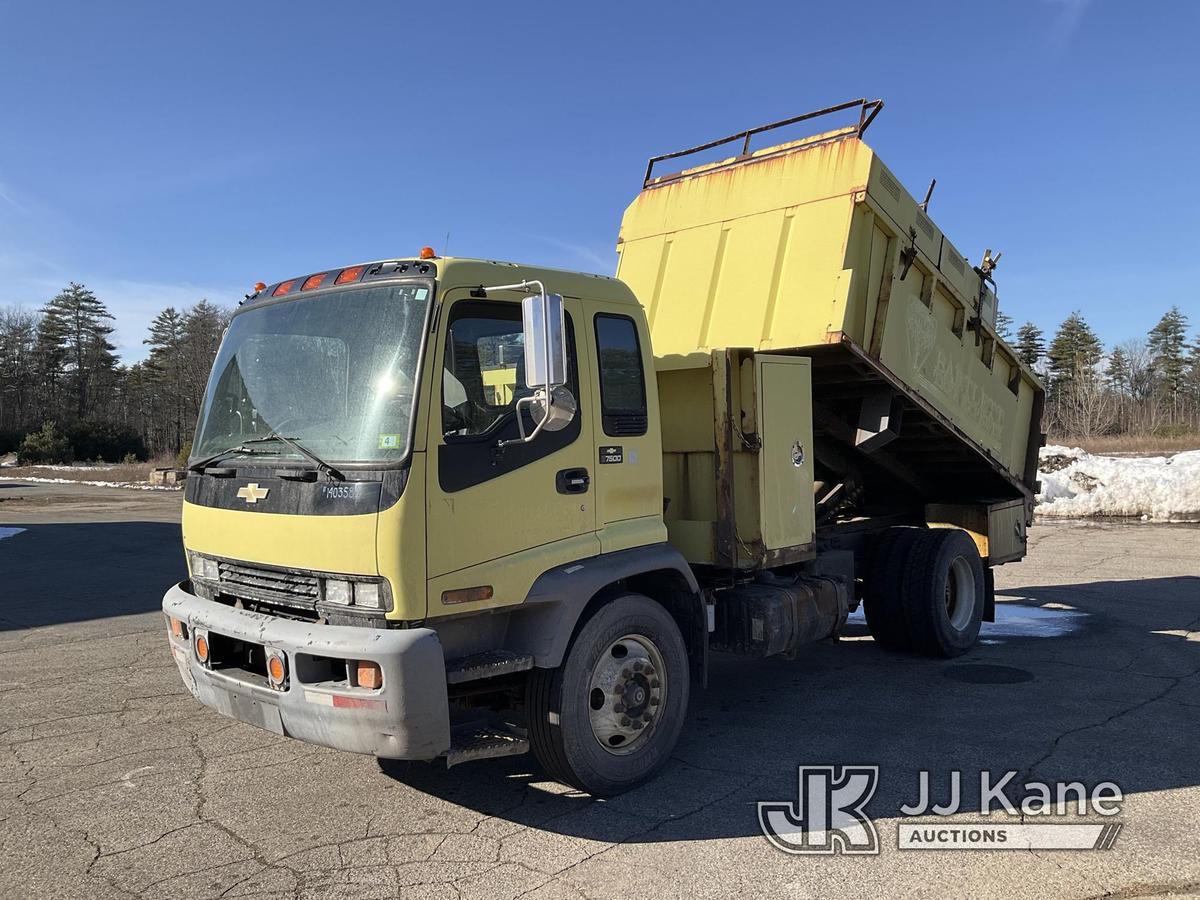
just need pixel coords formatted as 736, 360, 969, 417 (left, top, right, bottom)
162, 582, 451, 759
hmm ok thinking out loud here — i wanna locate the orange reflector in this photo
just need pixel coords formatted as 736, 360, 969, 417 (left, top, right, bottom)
356, 660, 383, 690
267, 654, 286, 684
441, 585, 493, 605
169, 617, 184, 639
301, 273, 326, 291
335, 265, 366, 285
273, 279, 296, 297
253, 281, 267, 292
195, 634, 209, 663
419, 246, 436, 259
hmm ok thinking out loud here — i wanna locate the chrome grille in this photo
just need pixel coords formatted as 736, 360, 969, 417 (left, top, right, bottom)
216, 561, 320, 610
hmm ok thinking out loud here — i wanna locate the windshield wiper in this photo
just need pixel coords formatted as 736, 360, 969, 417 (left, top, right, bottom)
188, 444, 271, 473
242, 433, 346, 482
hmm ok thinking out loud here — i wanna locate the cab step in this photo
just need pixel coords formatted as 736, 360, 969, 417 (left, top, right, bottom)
445, 725, 529, 768
445, 650, 534, 685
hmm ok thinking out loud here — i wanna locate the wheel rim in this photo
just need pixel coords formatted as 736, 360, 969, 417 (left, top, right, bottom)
946, 556, 977, 631
586, 633, 668, 756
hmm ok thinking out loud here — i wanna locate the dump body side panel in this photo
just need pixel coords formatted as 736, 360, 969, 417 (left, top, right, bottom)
618, 130, 1043, 497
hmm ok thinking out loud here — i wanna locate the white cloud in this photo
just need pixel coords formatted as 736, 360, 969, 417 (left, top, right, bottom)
0, 255, 240, 363
0, 182, 25, 213
1042, 0, 1092, 46
524, 234, 616, 273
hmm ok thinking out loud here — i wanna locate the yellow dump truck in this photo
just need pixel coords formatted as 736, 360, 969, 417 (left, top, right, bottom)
163, 100, 1043, 795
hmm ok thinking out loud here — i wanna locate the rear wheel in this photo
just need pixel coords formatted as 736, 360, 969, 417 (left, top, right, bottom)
863, 527, 921, 651
526, 594, 690, 796
901, 528, 985, 657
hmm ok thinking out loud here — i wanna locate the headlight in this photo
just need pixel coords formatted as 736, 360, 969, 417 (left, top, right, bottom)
352, 582, 383, 610
320, 577, 389, 611
190, 553, 219, 581
324, 579, 353, 605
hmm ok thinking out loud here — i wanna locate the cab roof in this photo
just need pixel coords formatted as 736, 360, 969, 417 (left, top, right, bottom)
245, 255, 639, 308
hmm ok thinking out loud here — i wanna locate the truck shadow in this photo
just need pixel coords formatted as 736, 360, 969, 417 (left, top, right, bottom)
382, 574, 1200, 843
0, 521, 184, 630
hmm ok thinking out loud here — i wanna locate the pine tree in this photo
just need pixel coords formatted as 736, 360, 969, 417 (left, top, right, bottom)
1014, 322, 1045, 370
994, 310, 1014, 343
1105, 345, 1130, 395
1047, 312, 1102, 395
1148, 306, 1189, 417
144, 307, 188, 452
38, 283, 117, 419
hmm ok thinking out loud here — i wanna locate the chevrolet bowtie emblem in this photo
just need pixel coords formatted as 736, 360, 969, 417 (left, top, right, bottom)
236, 483, 270, 504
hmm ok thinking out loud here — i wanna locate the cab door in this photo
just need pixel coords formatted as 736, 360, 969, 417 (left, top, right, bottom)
425, 290, 598, 614
586, 303, 667, 553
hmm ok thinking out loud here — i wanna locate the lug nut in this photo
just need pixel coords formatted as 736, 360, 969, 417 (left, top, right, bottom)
620, 716, 631, 727
613, 703, 626, 713
633, 661, 644, 673
642, 712, 652, 722
650, 697, 660, 706
650, 679, 660, 689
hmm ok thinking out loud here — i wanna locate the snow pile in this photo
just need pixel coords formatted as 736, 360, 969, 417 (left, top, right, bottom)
39, 464, 118, 471
0, 475, 181, 492
1036, 445, 1200, 522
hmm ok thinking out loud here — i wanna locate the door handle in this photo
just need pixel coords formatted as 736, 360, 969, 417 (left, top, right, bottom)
556, 467, 590, 495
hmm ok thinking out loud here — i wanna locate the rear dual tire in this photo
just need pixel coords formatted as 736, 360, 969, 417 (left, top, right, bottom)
864, 527, 985, 657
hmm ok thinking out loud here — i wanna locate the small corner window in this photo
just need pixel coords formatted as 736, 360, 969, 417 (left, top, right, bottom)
595, 314, 648, 437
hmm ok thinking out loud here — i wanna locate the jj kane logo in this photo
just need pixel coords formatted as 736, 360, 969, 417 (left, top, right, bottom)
759, 767, 1123, 855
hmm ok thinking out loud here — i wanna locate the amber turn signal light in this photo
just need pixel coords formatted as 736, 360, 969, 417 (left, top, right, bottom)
266, 650, 287, 688
356, 660, 383, 690
441, 585, 493, 605
194, 630, 210, 664
169, 617, 185, 639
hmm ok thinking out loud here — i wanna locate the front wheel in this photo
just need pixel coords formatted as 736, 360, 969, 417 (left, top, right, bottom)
526, 593, 690, 796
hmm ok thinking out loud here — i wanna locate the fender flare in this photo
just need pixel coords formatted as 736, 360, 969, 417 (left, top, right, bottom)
504, 543, 702, 673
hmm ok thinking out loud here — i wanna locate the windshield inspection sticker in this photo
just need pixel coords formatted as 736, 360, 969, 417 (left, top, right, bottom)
599, 445, 623, 464
378, 434, 401, 449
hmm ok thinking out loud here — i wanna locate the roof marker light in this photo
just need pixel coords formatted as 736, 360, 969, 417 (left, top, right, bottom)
419, 246, 436, 259
335, 265, 366, 285
301, 274, 326, 291
253, 282, 267, 292
273, 279, 297, 297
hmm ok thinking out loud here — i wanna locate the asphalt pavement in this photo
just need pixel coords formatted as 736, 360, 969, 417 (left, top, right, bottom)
1, 480, 1198, 899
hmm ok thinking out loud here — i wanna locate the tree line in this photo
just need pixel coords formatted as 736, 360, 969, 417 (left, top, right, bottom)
996, 306, 1200, 438
0, 284, 230, 463
1, 283, 1196, 463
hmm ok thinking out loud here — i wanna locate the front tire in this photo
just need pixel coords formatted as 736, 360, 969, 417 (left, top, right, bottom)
526, 593, 690, 796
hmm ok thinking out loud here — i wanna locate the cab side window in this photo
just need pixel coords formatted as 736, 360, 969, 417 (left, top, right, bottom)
438, 300, 582, 492
442, 308, 528, 437
594, 314, 647, 437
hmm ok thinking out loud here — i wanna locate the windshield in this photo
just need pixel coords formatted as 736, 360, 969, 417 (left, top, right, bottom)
191, 282, 431, 466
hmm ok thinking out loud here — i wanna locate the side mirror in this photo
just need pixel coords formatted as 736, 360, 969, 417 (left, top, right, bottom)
477, 280, 576, 448
521, 293, 567, 390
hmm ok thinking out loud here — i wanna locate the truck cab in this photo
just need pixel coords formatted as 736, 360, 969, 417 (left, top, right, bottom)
166, 255, 703, 794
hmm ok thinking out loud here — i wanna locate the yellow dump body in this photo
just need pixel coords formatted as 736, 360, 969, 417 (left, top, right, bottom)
616, 109, 1043, 568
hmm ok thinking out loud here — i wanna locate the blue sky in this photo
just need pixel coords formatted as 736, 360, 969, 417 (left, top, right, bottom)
1, 0, 1197, 361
